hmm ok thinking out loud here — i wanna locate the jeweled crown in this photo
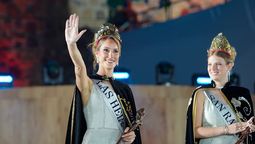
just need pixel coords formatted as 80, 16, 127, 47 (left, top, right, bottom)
94, 23, 121, 43
207, 33, 236, 62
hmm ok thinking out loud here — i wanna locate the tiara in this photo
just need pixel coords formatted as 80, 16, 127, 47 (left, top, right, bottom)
207, 33, 236, 62
94, 23, 122, 43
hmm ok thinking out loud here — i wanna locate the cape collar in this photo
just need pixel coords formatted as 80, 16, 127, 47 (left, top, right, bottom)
211, 81, 231, 89
90, 74, 114, 81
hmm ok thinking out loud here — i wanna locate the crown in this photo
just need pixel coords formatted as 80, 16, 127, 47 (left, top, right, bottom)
94, 23, 121, 43
208, 33, 236, 62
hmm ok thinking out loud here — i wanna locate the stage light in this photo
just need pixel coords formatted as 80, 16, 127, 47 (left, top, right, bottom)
229, 73, 240, 86
0, 75, 13, 83
192, 73, 211, 86
43, 60, 63, 85
196, 77, 211, 85
0, 73, 14, 88
113, 72, 130, 79
156, 61, 174, 85
113, 67, 131, 84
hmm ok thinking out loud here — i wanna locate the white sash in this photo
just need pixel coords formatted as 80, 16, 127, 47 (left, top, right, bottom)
204, 90, 237, 125
94, 80, 125, 130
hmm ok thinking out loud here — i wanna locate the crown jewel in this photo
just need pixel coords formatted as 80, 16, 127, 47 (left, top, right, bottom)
208, 33, 236, 62
95, 23, 121, 42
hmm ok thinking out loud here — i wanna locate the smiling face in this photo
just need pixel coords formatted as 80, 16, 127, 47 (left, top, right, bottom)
96, 38, 120, 71
207, 54, 233, 83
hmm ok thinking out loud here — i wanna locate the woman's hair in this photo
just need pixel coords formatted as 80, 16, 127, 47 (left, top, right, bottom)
207, 33, 237, 64
209, 50, 234, 64
89, 23, 122, 70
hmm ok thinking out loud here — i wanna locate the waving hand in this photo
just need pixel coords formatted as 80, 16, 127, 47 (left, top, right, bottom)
65, 14, 86, 45
64, 14, 92, 105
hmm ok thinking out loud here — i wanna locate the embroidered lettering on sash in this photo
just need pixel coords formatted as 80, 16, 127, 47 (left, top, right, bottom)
96, 80, 125, 129
205, 91, 236, 125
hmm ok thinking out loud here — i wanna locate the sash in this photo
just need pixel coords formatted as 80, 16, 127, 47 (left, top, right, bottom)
94, 80, 125, 130
204, 89, 238, 125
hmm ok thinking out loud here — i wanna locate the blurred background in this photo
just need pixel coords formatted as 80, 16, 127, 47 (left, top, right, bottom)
0, 0, 255, 143
2, 0, 254, 90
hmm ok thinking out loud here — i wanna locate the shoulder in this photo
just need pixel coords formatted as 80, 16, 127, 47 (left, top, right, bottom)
193, 84, 212, 95
113, 80, 135, 100
228, 86, 249, 92
222, 86, 252, 101
114, 80, 131, 90
191, 86, 206, 101
224, 86, 250, 95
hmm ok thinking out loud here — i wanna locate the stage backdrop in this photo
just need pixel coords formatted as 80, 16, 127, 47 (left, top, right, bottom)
120, 0, 255, 92
0, 85, 193, 144
0, 85, 254, 144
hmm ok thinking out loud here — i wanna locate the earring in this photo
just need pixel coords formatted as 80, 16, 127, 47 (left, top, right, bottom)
228, 71, 231, 82
96, 57, 99, 63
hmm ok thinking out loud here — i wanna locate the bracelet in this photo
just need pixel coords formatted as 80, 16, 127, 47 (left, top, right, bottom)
224, 126, 229, 135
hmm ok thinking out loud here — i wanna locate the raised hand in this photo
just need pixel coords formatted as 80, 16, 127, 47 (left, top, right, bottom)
65, 14, 86, 45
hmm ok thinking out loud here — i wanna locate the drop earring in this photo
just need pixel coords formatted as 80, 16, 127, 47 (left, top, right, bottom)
96, 57, 99, 63
228, 71, 231, 82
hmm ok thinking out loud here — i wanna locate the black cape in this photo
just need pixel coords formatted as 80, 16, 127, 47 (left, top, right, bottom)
185, 82, 255, 144
65, 74, 142, 144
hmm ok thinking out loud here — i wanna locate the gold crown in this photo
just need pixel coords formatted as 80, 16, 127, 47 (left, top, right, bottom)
208, 33, 236, 62
94, 23, 121, 43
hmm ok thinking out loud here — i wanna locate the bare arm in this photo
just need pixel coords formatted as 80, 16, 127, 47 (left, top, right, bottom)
65, 14, 92, 104
194, 90, 248, 138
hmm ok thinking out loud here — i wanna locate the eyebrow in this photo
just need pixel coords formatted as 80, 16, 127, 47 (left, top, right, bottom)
102, 46, 119, 50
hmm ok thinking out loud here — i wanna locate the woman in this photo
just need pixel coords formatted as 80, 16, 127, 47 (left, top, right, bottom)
65, 14, 142, 144
186, 33, 255, 144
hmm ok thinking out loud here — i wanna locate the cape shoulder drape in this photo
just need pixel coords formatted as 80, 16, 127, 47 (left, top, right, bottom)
65, 75, 142, 144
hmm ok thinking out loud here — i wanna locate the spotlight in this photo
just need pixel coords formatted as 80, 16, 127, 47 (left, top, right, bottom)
113, 72, 130, 79
0, 73, 14, 88
156, 61, 174, 86
43, 60, 63, 85
113, 67, 131, 84
192, 73, 211, 86
229, 73, 240, 86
